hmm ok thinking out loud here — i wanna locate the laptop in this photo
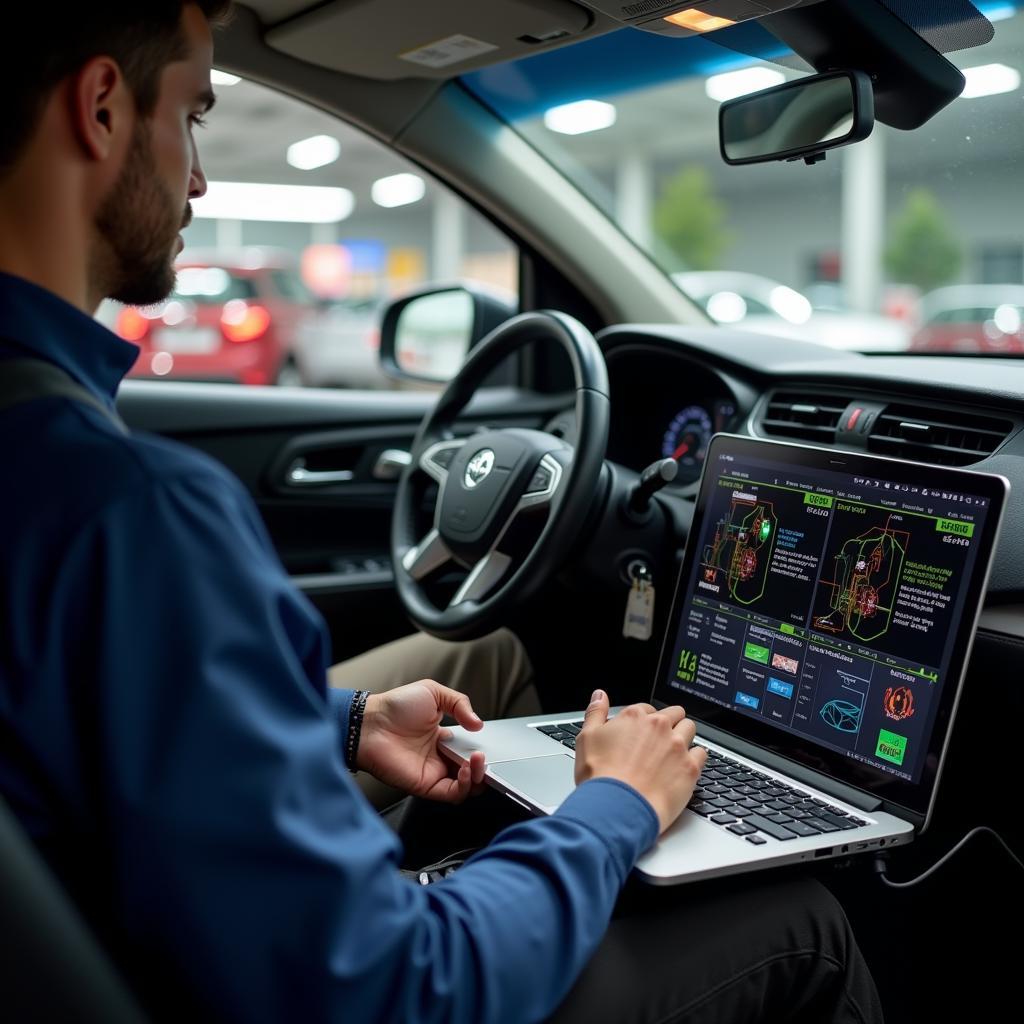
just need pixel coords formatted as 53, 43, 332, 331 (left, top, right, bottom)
441, 434, 1009, 884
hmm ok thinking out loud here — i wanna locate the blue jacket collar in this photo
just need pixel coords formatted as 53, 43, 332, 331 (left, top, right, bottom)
0, 271, 139, 402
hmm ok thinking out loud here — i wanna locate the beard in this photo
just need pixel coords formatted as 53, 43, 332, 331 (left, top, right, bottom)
94, 121, 189, 307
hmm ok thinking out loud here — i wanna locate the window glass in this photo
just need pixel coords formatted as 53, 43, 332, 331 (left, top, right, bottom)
105, 78, 518, 388
464, 3, 1024, 355
174, 267, 256, 303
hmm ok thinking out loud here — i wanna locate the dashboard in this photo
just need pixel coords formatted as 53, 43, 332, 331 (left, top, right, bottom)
596, 323, 1024, 604
605, 344, 748, 487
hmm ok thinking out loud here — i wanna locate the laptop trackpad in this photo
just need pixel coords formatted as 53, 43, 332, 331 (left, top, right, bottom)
491, 754, 577, 813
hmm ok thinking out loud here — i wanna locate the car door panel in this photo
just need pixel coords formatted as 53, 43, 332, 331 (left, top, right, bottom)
117, 380, 567, 660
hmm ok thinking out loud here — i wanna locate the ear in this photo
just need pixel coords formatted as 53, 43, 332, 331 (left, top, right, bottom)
69, 56, 134, 162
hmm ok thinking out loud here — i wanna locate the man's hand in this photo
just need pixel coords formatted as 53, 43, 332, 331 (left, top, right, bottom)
573, 690, 707, 833
354, 680, 487, 803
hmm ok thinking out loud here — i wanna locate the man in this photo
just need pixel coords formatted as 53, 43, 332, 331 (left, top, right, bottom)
0, 3, 884, 1021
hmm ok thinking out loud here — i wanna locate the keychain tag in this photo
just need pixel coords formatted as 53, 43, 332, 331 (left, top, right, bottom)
623, 575, 655, 641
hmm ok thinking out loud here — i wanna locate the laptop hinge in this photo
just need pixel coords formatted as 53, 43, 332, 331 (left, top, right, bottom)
695, 721, 882, 813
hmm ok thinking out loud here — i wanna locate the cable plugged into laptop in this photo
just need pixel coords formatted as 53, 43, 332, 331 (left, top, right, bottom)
872, 826, 1023, 889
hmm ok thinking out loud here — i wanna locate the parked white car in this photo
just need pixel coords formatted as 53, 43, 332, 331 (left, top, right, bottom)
292, 298, 392, 389
674, 271, 911, 352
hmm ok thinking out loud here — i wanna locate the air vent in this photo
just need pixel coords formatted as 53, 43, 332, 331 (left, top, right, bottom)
759, 391, 846, 442
867, 404, 1013, 467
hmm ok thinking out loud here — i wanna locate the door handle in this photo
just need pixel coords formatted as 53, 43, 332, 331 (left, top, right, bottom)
286, 457, 354, 486
373, 449, 412, 481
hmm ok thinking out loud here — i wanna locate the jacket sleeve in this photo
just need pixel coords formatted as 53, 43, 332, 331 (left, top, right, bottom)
70, 465, 658, 1024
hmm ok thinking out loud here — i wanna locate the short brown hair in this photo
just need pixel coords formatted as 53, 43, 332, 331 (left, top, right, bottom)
1, 2, 233, 172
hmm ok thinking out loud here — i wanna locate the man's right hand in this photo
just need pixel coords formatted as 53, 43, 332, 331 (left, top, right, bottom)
573, 689, 708, 834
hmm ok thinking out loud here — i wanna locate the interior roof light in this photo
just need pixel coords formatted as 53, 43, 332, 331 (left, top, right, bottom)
664, 8, 736, 33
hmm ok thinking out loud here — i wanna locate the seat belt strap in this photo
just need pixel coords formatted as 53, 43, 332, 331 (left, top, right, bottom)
0, 358, 128, 435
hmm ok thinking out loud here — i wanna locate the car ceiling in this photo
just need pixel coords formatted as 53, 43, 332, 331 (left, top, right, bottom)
239, 1, 1007, 83
241, 0, 625, 80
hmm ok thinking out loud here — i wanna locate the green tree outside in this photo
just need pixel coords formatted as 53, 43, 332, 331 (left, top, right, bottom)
653, 166, 733, 271
885, 188, 962, 292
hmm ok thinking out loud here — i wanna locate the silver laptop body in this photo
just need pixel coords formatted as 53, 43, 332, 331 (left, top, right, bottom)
442, 435, 1008, 885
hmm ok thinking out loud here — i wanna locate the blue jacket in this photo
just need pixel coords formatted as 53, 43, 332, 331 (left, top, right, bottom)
0, 271, 658, 1023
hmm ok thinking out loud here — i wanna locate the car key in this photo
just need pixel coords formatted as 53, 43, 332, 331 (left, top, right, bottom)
622, 565, 655, 641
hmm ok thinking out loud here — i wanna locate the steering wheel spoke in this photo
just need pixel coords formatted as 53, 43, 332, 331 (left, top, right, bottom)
418, 438, 466, 484
401, 528, 453, 580
445, 453, 563, 607
519, 452, 565, 511
449, 550, 513, 607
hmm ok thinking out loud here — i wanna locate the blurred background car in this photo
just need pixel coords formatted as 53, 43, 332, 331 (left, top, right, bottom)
101, 248, 312, 386
291, 297, 391, 388
674, 270, 912, 352
909, 284, 1024, 353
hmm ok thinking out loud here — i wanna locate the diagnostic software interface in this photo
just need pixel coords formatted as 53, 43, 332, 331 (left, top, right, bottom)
663, 446, 992, 784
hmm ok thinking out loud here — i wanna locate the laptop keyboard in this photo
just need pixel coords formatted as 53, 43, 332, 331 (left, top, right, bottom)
535, 722, 870, 844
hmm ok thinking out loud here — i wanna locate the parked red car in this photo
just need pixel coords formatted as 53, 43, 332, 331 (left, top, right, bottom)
910, 285, 1024, 354
116, 249, 312, 385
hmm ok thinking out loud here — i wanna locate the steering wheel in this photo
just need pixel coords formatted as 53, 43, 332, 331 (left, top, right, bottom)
391, 311, 609, 641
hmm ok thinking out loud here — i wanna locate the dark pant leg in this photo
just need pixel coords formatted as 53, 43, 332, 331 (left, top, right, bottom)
548, 872, 884, 1024
384, 799, 883, 1023
383, 788, 533, 869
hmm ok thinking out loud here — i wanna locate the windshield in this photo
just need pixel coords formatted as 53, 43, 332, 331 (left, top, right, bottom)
463, 1, 1024, 355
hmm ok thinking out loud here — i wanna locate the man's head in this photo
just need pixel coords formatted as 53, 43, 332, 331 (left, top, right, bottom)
0, 2, 232, 308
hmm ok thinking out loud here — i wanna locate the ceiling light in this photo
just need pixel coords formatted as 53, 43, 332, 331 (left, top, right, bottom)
543, 99, 617, 135
210, 70, 241, 86
664, 9, 736, 33
705, 67, 787, 102
960, 63, 1020, 98
286, 134, 341, 171
370, 173, 426, 208
192, 182, 354, 223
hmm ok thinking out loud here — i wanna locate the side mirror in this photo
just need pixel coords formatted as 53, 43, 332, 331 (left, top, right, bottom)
719, 69, 874, 166
380, 285, 516, 384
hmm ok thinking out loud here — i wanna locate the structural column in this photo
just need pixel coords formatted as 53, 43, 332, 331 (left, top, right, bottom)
615, 152, 653, 250
432, 189, 464, 281
841, 127, 886, 313
215, 218, 243, 249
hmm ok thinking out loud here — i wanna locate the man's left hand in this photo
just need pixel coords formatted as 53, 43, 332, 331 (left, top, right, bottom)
355, 680, 487, 802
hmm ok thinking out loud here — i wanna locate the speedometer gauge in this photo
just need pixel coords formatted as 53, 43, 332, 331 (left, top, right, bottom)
662, 405, 713, 475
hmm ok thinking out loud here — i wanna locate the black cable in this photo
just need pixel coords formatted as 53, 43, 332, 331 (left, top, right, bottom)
873, 826, 1024, 889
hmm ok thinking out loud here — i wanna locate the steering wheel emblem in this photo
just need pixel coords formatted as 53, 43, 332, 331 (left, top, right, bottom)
464, 448, 495, 489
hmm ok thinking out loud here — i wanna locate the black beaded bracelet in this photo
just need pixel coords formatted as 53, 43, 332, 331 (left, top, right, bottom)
345, 690, 370, 771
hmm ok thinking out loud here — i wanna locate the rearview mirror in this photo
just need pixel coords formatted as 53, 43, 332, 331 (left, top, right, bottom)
720, 70, 874, 166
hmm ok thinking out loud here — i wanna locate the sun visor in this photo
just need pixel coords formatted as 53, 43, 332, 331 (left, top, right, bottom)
265, 0, 612, 81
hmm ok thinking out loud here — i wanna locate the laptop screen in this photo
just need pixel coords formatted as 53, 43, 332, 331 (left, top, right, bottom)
653, 434, 1007, 818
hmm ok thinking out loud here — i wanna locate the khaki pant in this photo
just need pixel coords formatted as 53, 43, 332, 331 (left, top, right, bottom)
329, 629, 540, 809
